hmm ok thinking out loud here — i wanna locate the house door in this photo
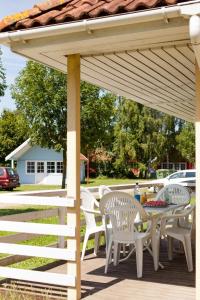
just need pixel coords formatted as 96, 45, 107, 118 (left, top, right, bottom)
35, 161, 46, 184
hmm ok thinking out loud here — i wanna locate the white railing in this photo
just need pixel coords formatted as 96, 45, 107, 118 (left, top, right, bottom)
0, 194, 77, 290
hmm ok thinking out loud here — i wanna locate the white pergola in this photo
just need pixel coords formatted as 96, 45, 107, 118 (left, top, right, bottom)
0, 1, 199, 299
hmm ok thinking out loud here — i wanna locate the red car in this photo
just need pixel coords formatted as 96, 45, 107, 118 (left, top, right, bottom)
0, 167, 20, 191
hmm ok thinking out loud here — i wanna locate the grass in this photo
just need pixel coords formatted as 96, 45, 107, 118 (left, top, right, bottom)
0, 177, 147, 194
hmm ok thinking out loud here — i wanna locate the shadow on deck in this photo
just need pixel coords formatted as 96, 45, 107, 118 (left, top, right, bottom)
0, 240, 195, 300
81, 240, 195, 300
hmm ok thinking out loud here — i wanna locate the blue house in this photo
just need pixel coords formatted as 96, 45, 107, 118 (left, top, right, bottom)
5, 139, 88, 185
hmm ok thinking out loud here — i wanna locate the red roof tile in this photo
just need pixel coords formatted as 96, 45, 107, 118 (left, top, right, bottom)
0, 0, 189, 33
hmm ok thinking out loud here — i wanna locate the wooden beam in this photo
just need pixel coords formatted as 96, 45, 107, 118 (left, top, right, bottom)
196, 62, 200, 300
67, 54, 81, 300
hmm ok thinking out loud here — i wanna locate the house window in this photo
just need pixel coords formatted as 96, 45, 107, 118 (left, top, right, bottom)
37, 162, 44, 173
57, 162, 63, 173
47, 161, 55, 173
27, 161, 35, 173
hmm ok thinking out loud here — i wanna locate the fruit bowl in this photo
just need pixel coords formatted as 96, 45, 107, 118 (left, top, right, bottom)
143, 200, 168, 208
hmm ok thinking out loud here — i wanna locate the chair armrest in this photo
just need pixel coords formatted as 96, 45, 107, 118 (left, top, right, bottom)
80, 206, 101, 215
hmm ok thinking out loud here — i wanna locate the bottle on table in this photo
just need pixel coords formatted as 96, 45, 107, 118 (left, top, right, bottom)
141, 192, 147, 204
134, 182, 141, 202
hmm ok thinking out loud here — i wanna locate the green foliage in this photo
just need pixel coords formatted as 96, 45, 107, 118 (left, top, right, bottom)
0, 48, 6, 97
176, 122, 195, 163
0, 109, 29, 163
112, 98, 186, 177
11, 61, 67, 150
81, 82, 115, 156
156, 169, 176, 179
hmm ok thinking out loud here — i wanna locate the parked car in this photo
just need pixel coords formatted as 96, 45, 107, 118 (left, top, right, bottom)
150, 169, 196, 192
0, 167, 20, 191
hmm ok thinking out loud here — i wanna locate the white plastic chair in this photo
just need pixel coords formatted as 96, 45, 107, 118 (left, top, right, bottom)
80, 187, 104, 260
161, 205, 195, 272
156, 184, 191, 205
99, 185, 112, 199
99, 191, 159, 278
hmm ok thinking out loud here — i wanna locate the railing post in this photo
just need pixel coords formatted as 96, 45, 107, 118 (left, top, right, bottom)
67, 54, 81, 300
196, 62, 200, 300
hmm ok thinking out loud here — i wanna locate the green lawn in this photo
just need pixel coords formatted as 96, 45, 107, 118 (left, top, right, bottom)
0, 177, 147, 194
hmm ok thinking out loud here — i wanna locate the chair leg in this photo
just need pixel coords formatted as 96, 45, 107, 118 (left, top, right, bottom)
168, 236, 173, 261
183, 235, 193, 272
105, 239, 113, 274
114, 242, 119, 266
135, 239, 143, 278
94, 232, 100, 256
81, 231, 89, 261
151, 233, 160, 271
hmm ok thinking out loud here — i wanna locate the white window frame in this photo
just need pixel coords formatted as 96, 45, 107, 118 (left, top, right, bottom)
36, 161, 45, 174
47, 161, 56, 174
56, 161, 63, 174
26, 161, 36, 174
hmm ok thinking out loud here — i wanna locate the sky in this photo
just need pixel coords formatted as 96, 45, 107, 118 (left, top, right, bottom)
0, 0, 42, 114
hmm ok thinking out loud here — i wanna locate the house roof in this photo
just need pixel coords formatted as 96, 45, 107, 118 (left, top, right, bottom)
6, 139, 88, 161
0, 0, 188, 33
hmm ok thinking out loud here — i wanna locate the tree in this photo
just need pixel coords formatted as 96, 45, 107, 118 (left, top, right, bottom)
112, 98, 184, 177
11, 61, 116, 185
81, 82, 115, 157
176, 122, 195, 164
0, 109, 29, 164
11, 61, 67, 187
0, 47, 6, 98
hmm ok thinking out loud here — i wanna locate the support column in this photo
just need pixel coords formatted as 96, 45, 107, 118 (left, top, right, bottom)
67, 54, 81, 300
196, 63, 200, 300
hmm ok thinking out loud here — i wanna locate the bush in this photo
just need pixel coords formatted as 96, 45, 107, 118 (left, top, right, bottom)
156, 169, 176, 179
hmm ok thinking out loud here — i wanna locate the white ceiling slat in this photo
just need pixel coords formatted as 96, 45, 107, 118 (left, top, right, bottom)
151, 47, 195, 87
137, 48, 195, 87
82, 72, 193, 122
85, 56, 193, 111
166, 46, 195, 72
81, 65, 194, 119
82, 59, 154, 98
126, 51, 194, 97
114, 53, 194, 101
82, 62, 194, 115
163, 47, 195, 79
90, 56, 193, 109
83, 58, 179, 106
81, 64, 153, 105
94, 54, 194, 107
177, 45, 195, 64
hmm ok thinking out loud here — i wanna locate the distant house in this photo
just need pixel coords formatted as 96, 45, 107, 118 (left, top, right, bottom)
5, 139, 88, 185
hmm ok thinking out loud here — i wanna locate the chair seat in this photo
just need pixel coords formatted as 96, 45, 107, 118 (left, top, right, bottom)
113, 231, 150, 244
166, 226, 191, 237
87, 225, 105, 235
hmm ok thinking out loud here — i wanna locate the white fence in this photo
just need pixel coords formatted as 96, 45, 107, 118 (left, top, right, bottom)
0, 194, 77, 290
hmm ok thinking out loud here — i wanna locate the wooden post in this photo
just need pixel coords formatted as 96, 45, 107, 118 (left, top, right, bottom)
67, 54, 81, 300
196, 62, 200, 300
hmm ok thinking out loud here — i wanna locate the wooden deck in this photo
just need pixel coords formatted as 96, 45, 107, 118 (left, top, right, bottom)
52, 240, 195, 300
0, 240, 195, 300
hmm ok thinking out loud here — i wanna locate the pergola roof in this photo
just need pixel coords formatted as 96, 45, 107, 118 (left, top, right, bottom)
0, 0, 199, 122
0, 0, 185, 32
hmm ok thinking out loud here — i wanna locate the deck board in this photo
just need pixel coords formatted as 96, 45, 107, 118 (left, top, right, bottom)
0, 240, 195, 299
50, 240, 195, 300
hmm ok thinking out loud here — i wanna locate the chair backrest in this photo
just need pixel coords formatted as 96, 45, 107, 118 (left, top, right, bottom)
100, 191, 141, 242
177, 205, 195, 231
80, 187, 99, 229
99, 185, 112, 199
156, 184, 191, 205
99, 191, 148, 222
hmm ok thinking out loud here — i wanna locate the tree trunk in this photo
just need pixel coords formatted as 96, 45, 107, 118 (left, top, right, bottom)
62, 145, 67, 189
